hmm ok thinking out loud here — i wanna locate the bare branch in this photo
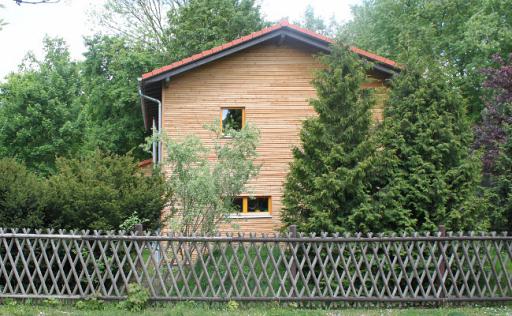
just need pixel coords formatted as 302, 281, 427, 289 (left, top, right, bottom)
93, 0, 181, 52
13, 0, 60, 5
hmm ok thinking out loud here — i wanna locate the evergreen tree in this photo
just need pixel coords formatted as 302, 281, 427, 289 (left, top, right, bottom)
282, 44, 375, 233
0, 158, 45, 228
359, 65, 486, 232
44, 150, 168, 231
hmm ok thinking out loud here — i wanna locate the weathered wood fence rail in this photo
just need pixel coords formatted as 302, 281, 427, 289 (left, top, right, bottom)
0, 227, 510, 303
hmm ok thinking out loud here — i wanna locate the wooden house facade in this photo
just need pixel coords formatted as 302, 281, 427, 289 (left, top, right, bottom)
139, 21, 399, 234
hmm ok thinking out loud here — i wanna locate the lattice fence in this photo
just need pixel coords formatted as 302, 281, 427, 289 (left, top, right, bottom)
0, 227, 510, 302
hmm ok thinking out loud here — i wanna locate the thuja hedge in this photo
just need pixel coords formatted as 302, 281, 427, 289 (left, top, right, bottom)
0, 151, 167, 230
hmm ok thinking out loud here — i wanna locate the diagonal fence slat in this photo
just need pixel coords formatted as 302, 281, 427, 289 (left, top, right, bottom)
0, 228, 510, 303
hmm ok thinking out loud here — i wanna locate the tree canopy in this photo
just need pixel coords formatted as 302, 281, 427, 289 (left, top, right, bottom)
0, 37, 83, 174
166, 0, 267, 61
160, 123, 260, 235
80, 35, 159, 159
342, 0, 512, 119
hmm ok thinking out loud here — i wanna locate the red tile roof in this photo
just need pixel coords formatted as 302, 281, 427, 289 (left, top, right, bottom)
142, 20, 399, 81
138, 159, 153, 168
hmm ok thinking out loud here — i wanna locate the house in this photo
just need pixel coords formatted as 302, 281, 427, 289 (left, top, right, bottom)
138, 20, 399, 234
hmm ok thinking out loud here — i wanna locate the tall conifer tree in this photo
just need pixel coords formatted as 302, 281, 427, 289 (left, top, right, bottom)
282, 44, 375, 233
358, 66, 485, 231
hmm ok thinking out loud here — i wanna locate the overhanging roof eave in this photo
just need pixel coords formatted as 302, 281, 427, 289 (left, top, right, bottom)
141, 29, 332, 85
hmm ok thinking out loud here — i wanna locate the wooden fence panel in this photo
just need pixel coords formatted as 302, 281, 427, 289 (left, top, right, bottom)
0, 228, 510, 302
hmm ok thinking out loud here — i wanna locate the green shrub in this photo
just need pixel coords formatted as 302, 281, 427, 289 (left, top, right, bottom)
119, 283, 150, 312
75, 296, 104, 311
119, 211, 148, 231
42, 298, 60, 306
226, 300, 239, 311
43, 150, 168, 230
0, 158, 45, 228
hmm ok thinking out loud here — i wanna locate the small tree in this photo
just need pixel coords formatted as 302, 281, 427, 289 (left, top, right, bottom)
159, 124, 260, 235
282, 44, 376, 233
475, 54, 512, 230
0, 158, 45, 228
362, 65, 486, 232
44, 150, 167, 230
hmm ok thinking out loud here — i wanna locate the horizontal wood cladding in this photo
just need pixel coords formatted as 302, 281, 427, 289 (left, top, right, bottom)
161, 42, 388, 234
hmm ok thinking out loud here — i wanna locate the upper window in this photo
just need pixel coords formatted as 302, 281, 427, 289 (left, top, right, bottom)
221, 108, 245, 133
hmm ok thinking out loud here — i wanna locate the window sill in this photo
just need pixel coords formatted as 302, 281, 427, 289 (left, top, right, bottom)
227, 213, 272, 219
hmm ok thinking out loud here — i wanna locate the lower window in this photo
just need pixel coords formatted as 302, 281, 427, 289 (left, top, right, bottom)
232, 196, 271, 214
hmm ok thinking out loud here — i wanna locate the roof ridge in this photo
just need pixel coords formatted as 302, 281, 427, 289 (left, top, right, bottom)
141, 21, 399, 81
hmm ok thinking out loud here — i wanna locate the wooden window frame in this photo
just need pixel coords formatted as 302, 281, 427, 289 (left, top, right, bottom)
220, 107, 246, 133
236, 196, 272, 214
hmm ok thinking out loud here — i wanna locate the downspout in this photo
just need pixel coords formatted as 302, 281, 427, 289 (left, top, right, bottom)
152, 119, 157, 165
138, 79, 162, 165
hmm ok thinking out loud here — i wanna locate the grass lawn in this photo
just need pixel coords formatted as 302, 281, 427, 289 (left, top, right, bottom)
0, 302, 511, 316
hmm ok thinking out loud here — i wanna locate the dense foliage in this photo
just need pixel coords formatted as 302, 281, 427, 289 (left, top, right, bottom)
0, 38, 83, 174
80, 36, 159, 158
0, 152, 167, 231
342, 0, 512, 119
475, 54, 512, 175
283, 47, 486, 233
281, 44, 375, 233
44, 151, 167, 231
0, 0, 267, 174
0, 158, 45, 228
362, 66, 485, 232
475, 54, 512, 230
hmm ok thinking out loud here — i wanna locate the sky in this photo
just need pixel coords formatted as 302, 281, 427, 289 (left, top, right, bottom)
0, 0, 361, 80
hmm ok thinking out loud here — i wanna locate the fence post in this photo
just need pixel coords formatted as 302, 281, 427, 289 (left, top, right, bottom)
438, 224, 446, 299
134, 223, 143, 237
134, 223, 143, 282
289, 225, 297, 297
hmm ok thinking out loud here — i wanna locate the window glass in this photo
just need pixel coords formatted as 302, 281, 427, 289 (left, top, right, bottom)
232, 197, 244, 213
222, 108, 244, 132
232, 196, 271, 214
248, 197, 269, 213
